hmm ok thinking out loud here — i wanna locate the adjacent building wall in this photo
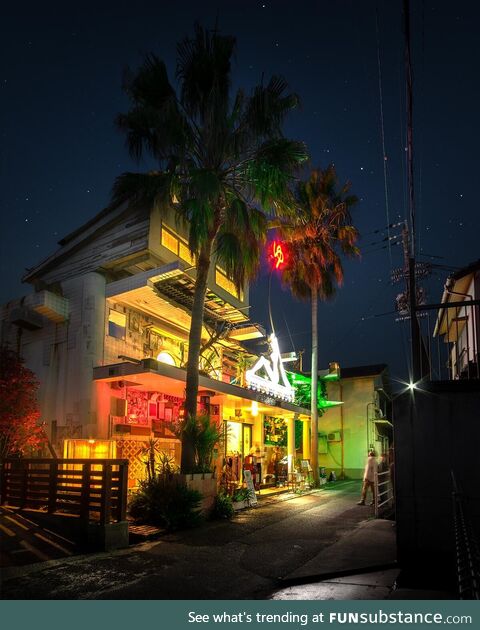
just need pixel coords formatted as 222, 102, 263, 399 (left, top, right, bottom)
0, 272, 107, 446
321, 375, 387, 479
394, 382, 480, 579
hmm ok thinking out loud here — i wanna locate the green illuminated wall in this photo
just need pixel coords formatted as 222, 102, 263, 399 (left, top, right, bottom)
318, 376, 385, 479
286, 371, 341, 412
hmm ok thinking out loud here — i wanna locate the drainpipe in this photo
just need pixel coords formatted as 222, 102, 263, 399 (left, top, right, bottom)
366, 402, 375, 452
340, 382, 345, 479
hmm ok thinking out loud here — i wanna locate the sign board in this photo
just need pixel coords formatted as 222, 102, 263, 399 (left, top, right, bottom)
242, 469, 258, 505
245, 334, 295, 402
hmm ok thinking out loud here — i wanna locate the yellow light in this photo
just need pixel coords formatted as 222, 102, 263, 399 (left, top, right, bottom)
156, 351, 176, 366
251, 401, 259, 417
63, 439, 116, 459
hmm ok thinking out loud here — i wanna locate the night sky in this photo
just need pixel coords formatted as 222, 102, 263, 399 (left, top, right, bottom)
1, 1, 479, 386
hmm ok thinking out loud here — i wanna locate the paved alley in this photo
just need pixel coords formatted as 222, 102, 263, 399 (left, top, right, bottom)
1, 480, 401, 599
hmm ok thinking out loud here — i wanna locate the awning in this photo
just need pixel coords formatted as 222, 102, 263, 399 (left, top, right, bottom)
93, 359, 311, 418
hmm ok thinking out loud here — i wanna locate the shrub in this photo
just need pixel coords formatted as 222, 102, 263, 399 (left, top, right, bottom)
232, 487, 255, 503
129, 475, 202, 531
0, 346, 45, 460
169, 414, 224, 473
212, 492, 234, 519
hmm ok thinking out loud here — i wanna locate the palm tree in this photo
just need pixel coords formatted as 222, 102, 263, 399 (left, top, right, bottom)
110, 24, 307, 473
279, 165, 359, 486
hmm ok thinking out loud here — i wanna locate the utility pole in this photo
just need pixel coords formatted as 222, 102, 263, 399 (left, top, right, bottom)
404, 0, 421, 383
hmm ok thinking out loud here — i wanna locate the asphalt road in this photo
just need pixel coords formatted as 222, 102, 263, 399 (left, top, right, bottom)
1, 480, 396, 599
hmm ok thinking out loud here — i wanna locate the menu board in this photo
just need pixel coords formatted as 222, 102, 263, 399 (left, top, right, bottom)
243, 469, 258, 505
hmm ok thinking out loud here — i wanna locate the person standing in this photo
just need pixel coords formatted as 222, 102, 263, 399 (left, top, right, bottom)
357, 449, 378, 506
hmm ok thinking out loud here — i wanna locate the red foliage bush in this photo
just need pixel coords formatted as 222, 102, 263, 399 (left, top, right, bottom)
0, 346, 45, 459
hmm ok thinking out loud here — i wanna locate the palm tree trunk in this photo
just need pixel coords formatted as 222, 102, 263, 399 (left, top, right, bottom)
181, 242, 213, 473
310, 286, 319, 487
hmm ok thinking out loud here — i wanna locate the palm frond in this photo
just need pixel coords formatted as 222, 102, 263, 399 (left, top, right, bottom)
242, 75, 300, 139
240, 139, 308, 214
117, 55, 191, 163
176, 22, 235, 123
110, 171, 176, 211
278, 165, 360, 302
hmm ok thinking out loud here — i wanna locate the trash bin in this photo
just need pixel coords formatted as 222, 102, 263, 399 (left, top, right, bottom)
319, 467, 327, 485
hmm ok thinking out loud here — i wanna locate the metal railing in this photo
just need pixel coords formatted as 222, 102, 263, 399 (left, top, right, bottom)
452, 472, 480, 599
425, 300, 480, 381
374, 470, 394, 518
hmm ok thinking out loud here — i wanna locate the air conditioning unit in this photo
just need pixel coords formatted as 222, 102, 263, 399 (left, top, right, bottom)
318, 434, 328, 454
114, 424, 131, 434
327, 431, 342, 442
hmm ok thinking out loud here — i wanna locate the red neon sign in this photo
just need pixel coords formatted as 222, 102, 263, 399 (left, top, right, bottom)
271, 240, 286, 270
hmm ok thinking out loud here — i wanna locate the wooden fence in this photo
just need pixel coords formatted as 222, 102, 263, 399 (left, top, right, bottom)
0, 459, 128, 524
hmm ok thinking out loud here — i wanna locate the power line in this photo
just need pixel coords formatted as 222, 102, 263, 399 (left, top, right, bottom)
375, 9, 393, 267
363, 240, 403, 256
362, 233, 402, 248
362, 220, 405, 237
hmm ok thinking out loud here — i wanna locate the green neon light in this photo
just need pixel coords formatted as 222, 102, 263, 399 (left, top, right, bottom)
321, 372, 340, 381
286, 371, 342, 413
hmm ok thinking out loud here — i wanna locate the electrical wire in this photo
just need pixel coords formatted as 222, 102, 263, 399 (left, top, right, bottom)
267, 269, 276, 337
283, 312, 296, 354
332, 276, 394, 350
417, 0, 426, 257
362, 241, 403, 256
362, 220, 405, 237
375, 9, 393, 267
363, 233, 402, 248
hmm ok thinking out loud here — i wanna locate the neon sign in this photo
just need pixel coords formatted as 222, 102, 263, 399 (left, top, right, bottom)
245, 334, 295, 402
271, 240, 286, 270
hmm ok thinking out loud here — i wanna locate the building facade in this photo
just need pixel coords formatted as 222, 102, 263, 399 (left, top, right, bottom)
433, 259, 480, 380
1, 204, 315, 486
319, 365, 392, 479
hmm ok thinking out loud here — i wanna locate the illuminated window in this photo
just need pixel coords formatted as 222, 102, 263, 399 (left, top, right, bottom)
162, 224, 195, 265
161, 226, 179, 254
215, 267, 241, 300
178, 241, 195, 266
108, 310, 126, 340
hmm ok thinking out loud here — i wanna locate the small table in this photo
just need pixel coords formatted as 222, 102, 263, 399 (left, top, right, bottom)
287, 471, 304, 492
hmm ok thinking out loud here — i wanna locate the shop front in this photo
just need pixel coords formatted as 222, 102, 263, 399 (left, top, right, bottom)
92, 358, 311, 489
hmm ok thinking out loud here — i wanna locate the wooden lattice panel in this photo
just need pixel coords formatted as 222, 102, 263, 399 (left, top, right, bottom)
115, 439, 181, 484
115, 439, 149, 483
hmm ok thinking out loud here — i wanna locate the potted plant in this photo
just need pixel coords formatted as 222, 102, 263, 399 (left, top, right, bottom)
232, 486, 256, 511
171, 415, 224, 513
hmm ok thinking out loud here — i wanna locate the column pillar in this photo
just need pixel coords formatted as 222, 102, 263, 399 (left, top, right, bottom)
303, 419, 311, 460
287, 416, 295, 473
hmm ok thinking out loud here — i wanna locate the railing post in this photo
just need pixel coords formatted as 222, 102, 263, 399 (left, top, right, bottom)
0, 461, 8, 505
374, 471, 379, 518
80, 462, 91, 521
100, 463, 112, 525
116, 461, 128, 522
48, 461, 58, 514
20, 461, 28, 509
